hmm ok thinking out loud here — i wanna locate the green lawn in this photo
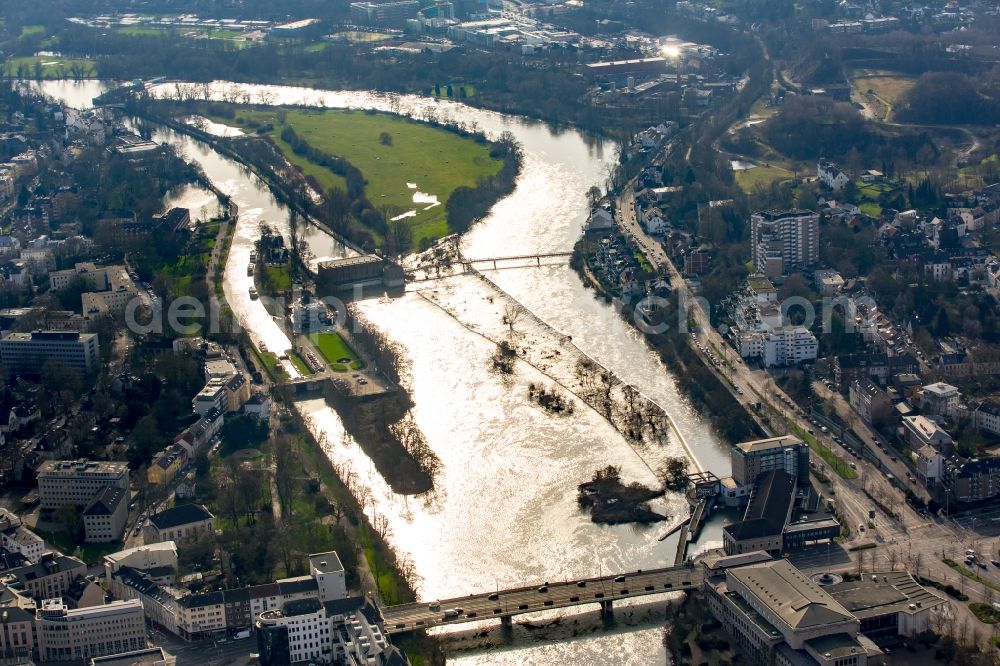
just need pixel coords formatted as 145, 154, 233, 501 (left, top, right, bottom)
329, 31, 394, 43
787, 420, 858, 479
225, 107, 503, 247
34, 527, 122, 562
734, 164, 794, 193
3, 56, 97, 79
308, 332, 363, 371
19, 25, 44, 38
264, 265, 293, 292
288, 349, 314, 376
119, 26, 169, 37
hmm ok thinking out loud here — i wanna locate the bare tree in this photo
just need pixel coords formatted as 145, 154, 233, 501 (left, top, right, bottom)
503, 303, 523, 333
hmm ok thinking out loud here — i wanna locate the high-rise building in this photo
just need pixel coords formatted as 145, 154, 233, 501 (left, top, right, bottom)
750, 210, 819, 278
730, 435, 810, 488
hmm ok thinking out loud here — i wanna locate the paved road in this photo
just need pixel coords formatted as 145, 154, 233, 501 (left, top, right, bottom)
382, 566, 701, 634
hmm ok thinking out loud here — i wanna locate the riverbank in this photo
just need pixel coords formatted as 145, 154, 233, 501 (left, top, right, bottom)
571, 236, 758, 445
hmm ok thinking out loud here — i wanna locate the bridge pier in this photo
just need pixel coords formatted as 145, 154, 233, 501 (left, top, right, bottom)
501, 616, 513, 628
599, 600, 614, 619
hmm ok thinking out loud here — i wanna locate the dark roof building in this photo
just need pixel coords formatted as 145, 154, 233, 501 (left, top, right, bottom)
723, 470, 797, 556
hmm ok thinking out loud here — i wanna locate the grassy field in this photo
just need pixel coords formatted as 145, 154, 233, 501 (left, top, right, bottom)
119, 26, 168, 36
288, 349, 314, 376
2, 56, 97, 78
734, 164, 794, 192
850, 70, 916, 121
788, 420, 858, 480
226, 108, 503, 247
19, 25, 44, 38
329, 31, 394, 43
309, 332, 363, 371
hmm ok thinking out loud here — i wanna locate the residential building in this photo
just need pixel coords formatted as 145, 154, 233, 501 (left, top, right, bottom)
833, 353, 889, 392
813, 268, 845, 295
914, 444, 944, 486
849, 379, 892, 426
730, 436, 810, 489
310, 552, 347, 603
49, 262, 123, 291
818, 159, 850, 192
974, 401, 1000, 436
943, 456, 1000, 504
761, 326, 818, 367
0, 330, 100, 375
901, 415, 953, 452
256, 596, 405, 666
82, 486, 128, 544
104, 542, 179, 587
36, 598, 147, 663
144, 505, 215, 545
147, 445, 186, 486
920, 382, 960, 418
36, 460, 129, 509
2, 553, 87, 601
0, 508, 46, 562
750, 210, 819, 277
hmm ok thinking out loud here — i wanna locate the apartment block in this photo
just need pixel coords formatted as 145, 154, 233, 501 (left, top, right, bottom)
750, 210, 819, 278
36, 460, 130, 509
0, 330, 100, 375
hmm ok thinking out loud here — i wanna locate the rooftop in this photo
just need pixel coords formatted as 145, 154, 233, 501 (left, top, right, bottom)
309, 551, 344, 575
735, 435, 804, 455
148, 504, 213, 530
728, 559, 855, 631
825, 571, 946, 620
804, 633, 868, 660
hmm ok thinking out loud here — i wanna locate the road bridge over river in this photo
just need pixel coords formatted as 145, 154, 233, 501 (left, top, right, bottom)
382, 564, 702, 634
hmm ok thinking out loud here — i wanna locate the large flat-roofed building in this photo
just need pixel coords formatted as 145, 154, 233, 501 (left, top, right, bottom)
750, 209, 819, 278
349, 0, 420, 25
49, 262, 122, 291
825, 571, 947, 640
0, 330, 99, 375
36, 460, 130, 509
920, 382, 960, 418
36, 598, 147, 663
731, 435, 809, 488
705, 558, 879, 665
90, 646, 176, 666
316, 255, 386, 293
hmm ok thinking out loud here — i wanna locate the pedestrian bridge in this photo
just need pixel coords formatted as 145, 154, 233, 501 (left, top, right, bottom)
461, 252, 573, 270
382, 564, 703, 634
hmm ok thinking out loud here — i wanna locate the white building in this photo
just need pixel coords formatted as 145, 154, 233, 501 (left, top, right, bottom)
974, 401, 1000, 436
82, 486, 129, 543
36, 598, 147, 663
0, 508, 46, 562
818, 159, 850, 191
0, 330, 100, 375
920, 382, 960, 418
750, 210, 819, 278
914, 444, 944, 485
813, 268, 845, 296
36, 460, 130, 509
762, 327, 818, 367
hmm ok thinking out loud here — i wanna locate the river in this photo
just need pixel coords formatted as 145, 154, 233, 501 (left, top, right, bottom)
34, 79, 733, 664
